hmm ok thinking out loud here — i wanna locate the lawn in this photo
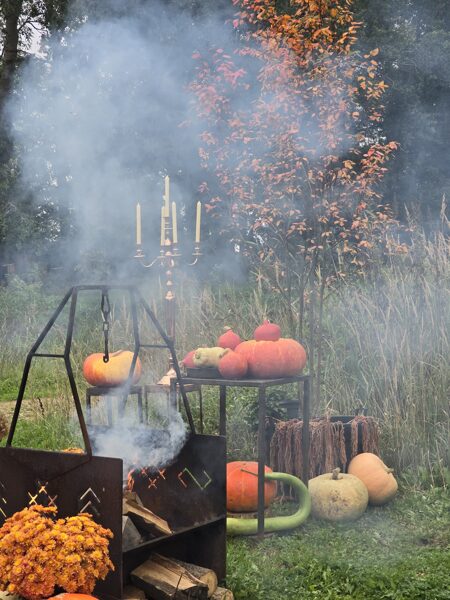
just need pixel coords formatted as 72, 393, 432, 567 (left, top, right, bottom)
227, 487, 450, 599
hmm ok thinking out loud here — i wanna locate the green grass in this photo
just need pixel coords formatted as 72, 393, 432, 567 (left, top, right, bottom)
1, 392, 449, 599
227, 487, 450, 599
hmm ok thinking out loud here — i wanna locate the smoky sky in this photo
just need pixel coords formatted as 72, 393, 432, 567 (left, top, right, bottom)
6, 1, 236, 272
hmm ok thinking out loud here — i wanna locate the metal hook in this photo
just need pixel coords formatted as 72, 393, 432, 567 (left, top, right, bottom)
101, 290, 111, 363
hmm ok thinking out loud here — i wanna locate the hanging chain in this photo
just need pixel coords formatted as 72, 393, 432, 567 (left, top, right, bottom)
101, 290, 111, 363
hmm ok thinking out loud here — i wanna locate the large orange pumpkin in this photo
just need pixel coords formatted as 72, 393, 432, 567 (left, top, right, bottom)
82, 350, 142, 387
276, 338, 307, 376
348, 452, 398, 505
235, 338, 306, 378
218, 350, 248, 379
227, 461, 277, 512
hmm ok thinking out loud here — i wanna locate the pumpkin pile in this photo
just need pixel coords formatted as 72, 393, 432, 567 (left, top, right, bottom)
182, 321, 307, 379
308, 453, 398, 522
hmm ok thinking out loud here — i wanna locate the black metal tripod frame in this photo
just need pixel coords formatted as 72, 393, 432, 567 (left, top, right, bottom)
5, 284, 195, 455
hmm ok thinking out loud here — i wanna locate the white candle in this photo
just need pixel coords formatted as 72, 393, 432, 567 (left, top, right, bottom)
195, 201, 201, 243
136, 202, 142, 245
160, 206, 165, 246
172, 201, 178, 244
164, 176, 170, 217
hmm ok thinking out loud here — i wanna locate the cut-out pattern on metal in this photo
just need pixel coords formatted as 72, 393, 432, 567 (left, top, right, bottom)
127, 467, 167, 491
78, 487, 101, 517
28, 480, 58, 508
178, 468, 212, 490
0, 480, 8, 520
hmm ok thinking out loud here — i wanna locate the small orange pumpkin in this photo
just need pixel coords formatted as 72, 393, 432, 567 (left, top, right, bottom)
82, 350, 142, 387
217, 326, 242, 350
348, 452, 398, 505
218, 350, 248, 379
48, 595, 98, 600
254, 320, 281, 341
181, 349, 196, 369
227, 461, 277, 512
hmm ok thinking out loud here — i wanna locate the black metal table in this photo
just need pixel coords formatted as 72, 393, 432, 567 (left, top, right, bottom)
179, 375, 311, 537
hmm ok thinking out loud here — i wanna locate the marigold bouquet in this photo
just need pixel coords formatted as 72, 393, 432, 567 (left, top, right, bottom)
0, 505, 114, 600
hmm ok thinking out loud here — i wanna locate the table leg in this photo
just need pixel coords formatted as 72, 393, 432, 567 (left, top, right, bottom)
144, 387, 149, 423
169, 379, 177, 413
257, 386, 266, 538
86, 391, 92, 425
302, 377, 311, 484
219, 386, 226, 436
198, 387, 204, 434
137, 389, 143, 424
107, 396, 114, 426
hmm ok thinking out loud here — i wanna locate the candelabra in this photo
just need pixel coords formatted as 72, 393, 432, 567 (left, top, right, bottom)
134, 176, 202, 386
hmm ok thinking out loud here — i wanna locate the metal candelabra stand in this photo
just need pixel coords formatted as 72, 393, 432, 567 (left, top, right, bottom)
133, 176, 202, 386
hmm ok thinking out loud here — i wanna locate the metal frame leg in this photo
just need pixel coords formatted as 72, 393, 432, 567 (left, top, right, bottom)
257, 386, 266, 537
86, 390, 92, 425
198, 387, 204, 434
107, 396, 114, 426
137, 388, 143, 423
302, 377, 311, 484
169, 379, 177, 413
219, 386, 226, 437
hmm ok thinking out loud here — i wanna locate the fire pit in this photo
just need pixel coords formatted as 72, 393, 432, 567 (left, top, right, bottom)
0, 285, 226, 599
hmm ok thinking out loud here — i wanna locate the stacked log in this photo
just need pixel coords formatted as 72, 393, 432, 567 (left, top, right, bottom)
131, 554, 234, 600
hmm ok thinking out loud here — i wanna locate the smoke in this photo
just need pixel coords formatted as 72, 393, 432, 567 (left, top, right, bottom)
6, 0, 236, 276
89, 394, 187, 473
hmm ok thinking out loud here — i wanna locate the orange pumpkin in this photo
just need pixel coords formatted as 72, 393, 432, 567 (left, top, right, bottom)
82, 350, 142, 387
181, 349, 196, 369
276, 338, 307, 375
218, 350, 248, 379
348, 452, 398, 505
48, 595, 98, 600
254, 320, 281, 341
227, 461, 277, 512
235, 338, 306, 378
217, 326, 242, 350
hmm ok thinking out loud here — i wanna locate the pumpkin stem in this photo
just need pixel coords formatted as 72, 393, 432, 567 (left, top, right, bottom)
386, 467, 394, 474
331, 468, 341, 480
240, 468, 258, 477
223, 326, 231, 332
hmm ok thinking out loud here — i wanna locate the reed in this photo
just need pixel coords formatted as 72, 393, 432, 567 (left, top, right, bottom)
0, 231, 448, 479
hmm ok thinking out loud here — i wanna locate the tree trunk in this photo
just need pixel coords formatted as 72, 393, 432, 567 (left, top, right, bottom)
0, 0, 23, 116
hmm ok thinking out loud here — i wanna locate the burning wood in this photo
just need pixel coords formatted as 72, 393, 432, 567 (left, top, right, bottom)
123, 491, 172, 536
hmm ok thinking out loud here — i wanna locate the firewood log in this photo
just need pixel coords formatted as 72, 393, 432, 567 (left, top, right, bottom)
170, 558, 218, 597
123, 492, 172, 536
211, 587, 234, 600
131, 554, 208, 599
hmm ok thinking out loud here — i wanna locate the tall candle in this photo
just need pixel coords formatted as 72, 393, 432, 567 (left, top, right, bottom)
160, 206, 165, 246
136, 202, 142, 245
164, 176, 170, 217
172, 201, 178, 244
195, 201, 202, 243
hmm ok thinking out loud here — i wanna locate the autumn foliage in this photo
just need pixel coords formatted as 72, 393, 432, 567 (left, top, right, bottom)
191, 0, 402, 273
191, 0, 406, 405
